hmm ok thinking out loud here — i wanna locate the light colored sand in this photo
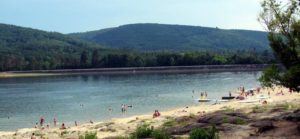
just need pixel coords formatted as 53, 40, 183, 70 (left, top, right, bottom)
0, 86, 299, 139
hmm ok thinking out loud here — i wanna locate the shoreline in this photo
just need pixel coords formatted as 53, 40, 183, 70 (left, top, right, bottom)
0, 86, 299, 139
0, 64, 271, 78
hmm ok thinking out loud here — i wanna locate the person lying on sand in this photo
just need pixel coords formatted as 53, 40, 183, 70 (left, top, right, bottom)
60, 123, 66, 130
276, 90, 284, 96
262, 100, 268, 105
153, 110, 161, 118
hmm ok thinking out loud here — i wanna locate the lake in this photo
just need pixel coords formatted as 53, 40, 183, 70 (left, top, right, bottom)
0, 71, 261, 131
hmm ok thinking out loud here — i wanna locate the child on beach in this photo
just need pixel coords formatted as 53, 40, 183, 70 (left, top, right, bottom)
31, 133, 36, 139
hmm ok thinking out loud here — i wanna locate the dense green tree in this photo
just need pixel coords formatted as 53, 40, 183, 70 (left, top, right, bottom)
258, 0, 300, 91
91, 49, 100, 67
80, 51, 89, 67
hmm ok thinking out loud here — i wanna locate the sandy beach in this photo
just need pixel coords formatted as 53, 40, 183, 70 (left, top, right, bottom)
0, 86, 299, 139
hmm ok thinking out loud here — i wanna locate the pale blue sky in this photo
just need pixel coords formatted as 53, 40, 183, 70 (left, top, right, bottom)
0, 0, 263, 33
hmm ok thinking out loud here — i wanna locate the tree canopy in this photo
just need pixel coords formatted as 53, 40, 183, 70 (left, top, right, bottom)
258, 0, 300, 91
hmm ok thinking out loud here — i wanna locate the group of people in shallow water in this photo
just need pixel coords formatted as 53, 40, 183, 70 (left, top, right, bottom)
34, 117, 69, 130
192, 90, 208, 99
33, 104, 135, 130
121, 104, 133, 113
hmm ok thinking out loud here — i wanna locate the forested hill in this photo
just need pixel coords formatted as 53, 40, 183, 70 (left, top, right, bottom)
70, 23, 270, 52
0, 23, 101, 55
0, 23, 275, 71
0, 23, 105, 70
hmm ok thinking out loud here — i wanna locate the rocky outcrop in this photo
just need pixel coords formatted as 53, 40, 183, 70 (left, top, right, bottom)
250, 120, 275, 133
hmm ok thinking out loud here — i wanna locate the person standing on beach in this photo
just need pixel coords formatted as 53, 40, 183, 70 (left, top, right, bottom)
192, 90, 194, 98
40, 117, 44, 127
53, 118, 57, 127
75, 121, 77, 126
200, 92, 204, 99
205, 92, 208, 98
121, 104, 126, 113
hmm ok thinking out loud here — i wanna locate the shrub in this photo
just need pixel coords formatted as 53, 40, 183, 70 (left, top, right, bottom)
151, 129, 171, 139
130, 124, 153, 138
189, 126, 219, 139
79, 132, 97, 139
129, 124, 171, 139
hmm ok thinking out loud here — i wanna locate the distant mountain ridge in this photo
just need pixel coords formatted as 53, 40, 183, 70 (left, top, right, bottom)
0, 23, 102, 57
70, 23, 270, 52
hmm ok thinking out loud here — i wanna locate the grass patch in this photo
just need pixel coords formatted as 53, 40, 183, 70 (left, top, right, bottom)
275, 103, 300, 110
234, 118, 247, 125
222, 117, 229, 123
252, 105, 268, 113
162, 118, 177, 128
222, 106, 235, 113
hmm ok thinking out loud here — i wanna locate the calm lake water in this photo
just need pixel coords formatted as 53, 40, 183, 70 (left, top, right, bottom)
0, 71, 261, 131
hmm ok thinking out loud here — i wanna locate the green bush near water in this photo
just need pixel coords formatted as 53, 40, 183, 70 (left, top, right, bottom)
151, 129, 171, 139
189, 126, 219, 139
122, 124, 171, 139
79, 132, 97, 139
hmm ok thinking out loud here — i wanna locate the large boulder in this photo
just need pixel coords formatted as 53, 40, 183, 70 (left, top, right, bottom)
250, 120, 274, 133
283, 109, 300, 122
197, 112, 249, 125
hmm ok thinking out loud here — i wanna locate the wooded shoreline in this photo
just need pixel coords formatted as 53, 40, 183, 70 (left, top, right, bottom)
0, 64, 273, 78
